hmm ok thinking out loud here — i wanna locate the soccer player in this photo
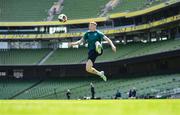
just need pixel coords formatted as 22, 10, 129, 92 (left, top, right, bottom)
69, 21, 116, 81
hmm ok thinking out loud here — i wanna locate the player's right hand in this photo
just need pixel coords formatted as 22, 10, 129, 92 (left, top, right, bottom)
68, 43, 72, 47
112, 45, 116, 53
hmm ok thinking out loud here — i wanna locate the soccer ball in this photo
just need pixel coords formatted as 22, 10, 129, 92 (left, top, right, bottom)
58, 14, 67, 22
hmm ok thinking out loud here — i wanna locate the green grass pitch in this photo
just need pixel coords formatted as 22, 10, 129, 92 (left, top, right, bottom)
0, 100, 179, 115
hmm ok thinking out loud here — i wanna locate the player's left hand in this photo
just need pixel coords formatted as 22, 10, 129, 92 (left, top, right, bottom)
112, 46, 116, 53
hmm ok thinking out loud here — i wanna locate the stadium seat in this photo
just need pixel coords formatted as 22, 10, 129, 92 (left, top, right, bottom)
58, 0, 109, 19
0, 49, 51, 65
1, 39, 180, 65
0, 0, 57, 21
5, 74, 179, 99
110, 0, 164, 13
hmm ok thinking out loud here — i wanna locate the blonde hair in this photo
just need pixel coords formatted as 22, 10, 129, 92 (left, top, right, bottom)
89, 21, 97, 26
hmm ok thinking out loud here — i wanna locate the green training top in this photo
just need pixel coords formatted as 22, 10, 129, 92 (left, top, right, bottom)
83, 30, 105, 51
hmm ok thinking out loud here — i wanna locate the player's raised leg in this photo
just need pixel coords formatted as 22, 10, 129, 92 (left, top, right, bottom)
86, 59, 107, 81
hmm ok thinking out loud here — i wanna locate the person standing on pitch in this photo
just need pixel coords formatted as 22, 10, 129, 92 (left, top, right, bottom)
90, 83, 95, 99
66, 89, 71, 100
69, 21, 116, 81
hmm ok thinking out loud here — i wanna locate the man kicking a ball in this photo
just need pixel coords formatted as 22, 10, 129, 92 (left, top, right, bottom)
69, 21, 116, 81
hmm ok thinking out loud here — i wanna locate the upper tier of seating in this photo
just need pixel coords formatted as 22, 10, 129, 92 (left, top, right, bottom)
110, 0, 164, 13
60, 0, 109, 19
0, 0, 57, 21
0, 0, 166, 21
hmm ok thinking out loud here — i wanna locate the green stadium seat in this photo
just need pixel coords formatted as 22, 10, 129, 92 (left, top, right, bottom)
0, 49, 51, 65
0, 0, 57, 21
0, 39, 180, 65
58, 0, 109, 19
0, 0, 166, 21
110, 0, 164, 13
5, 74, 179, 99
0, 78, 40, 99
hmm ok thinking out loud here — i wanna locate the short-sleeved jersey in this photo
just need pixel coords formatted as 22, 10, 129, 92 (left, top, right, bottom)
83, 30, 105, 51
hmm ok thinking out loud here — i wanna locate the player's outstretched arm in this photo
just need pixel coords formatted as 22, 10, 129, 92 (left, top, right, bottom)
68, 37, 84, 47
103, 35, 116, 52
